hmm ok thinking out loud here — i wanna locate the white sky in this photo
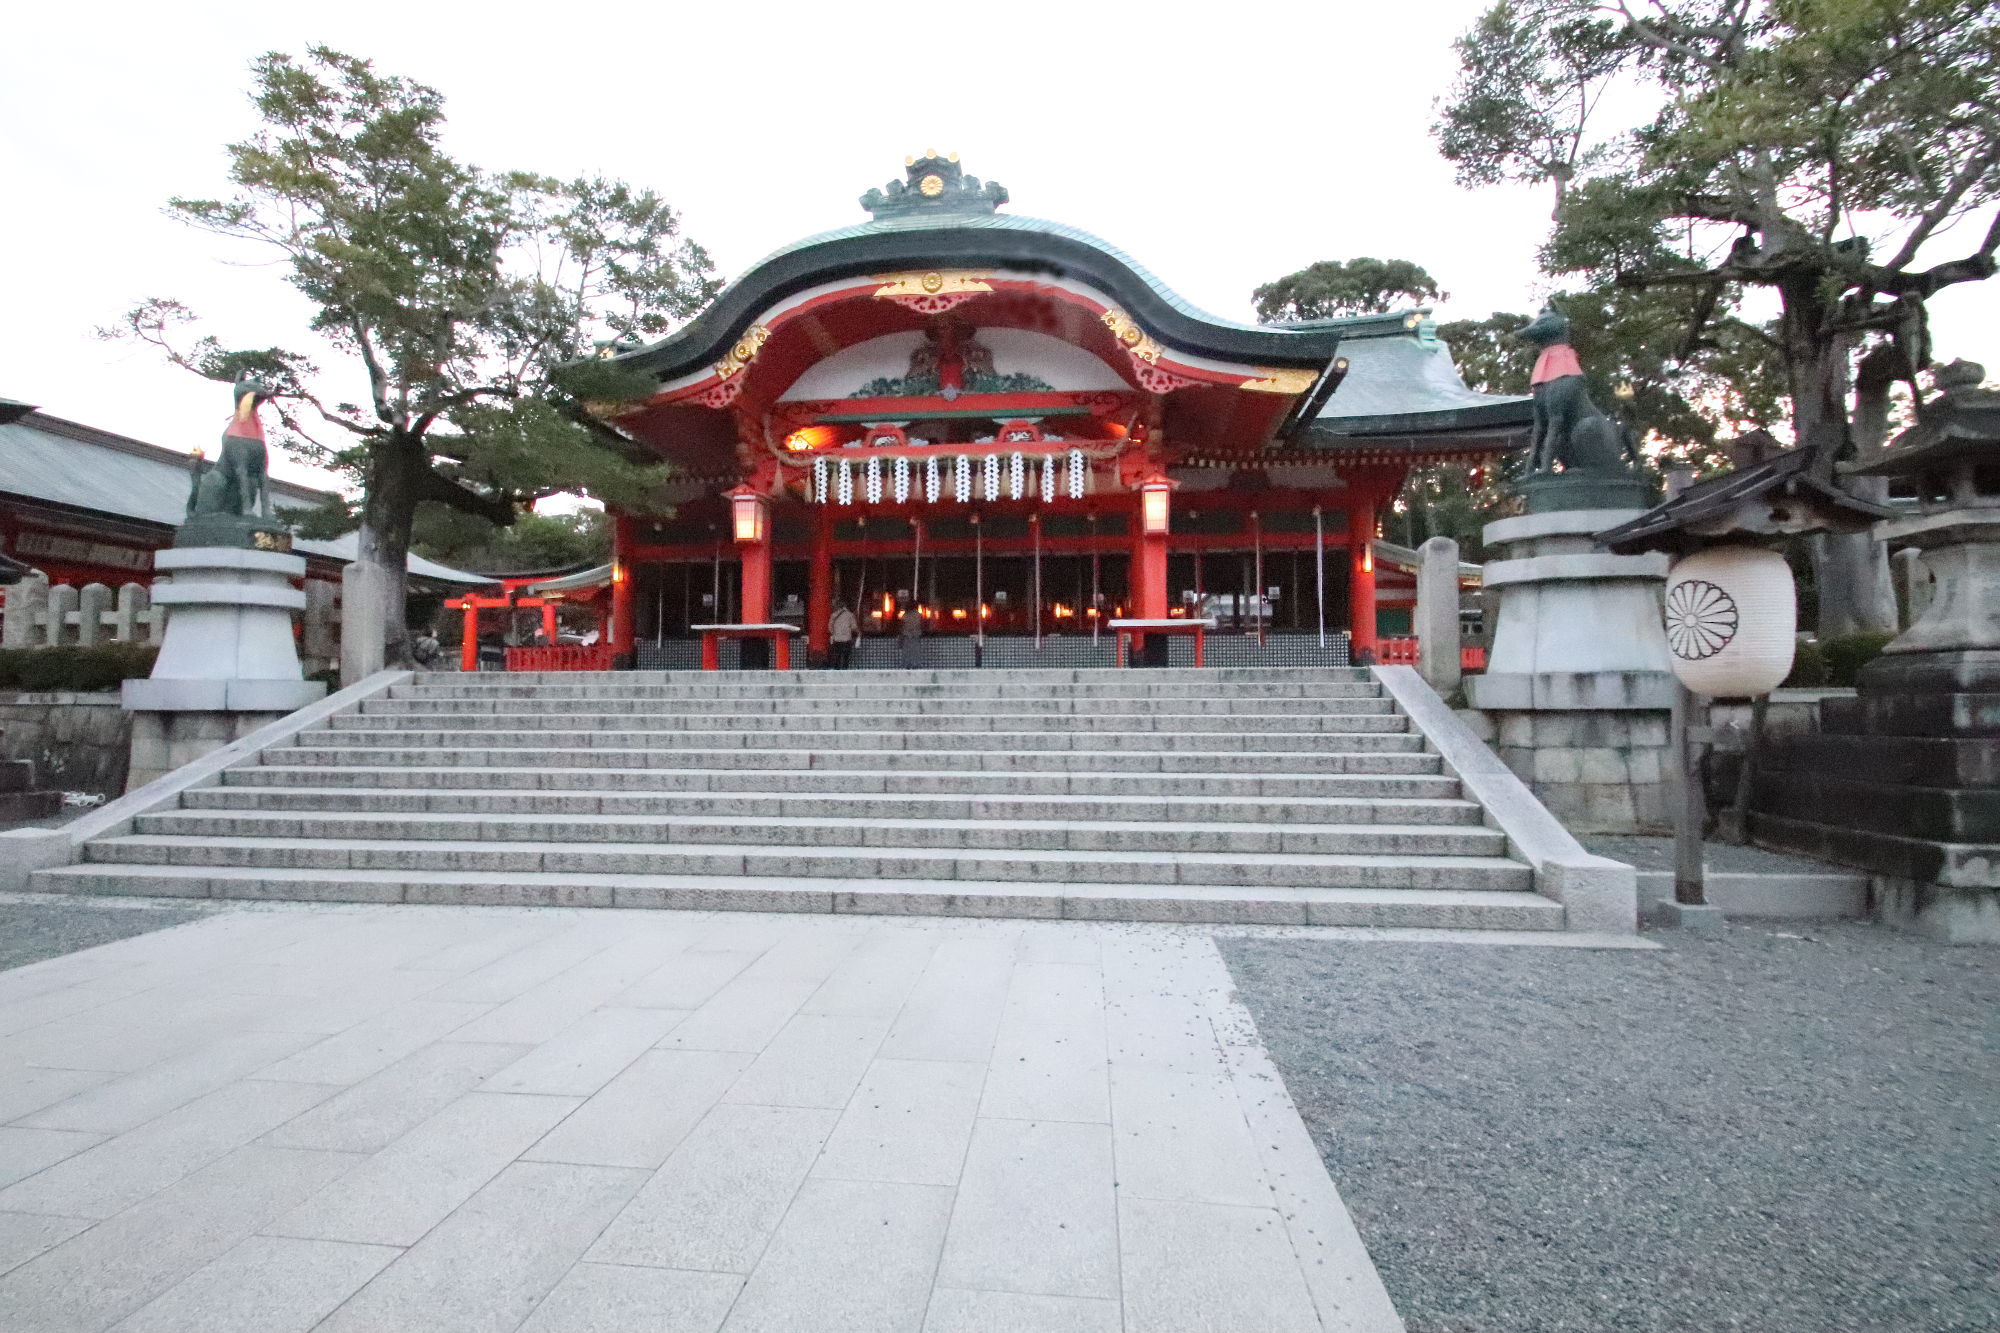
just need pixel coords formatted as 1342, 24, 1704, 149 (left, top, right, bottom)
3, 0, 1993, 497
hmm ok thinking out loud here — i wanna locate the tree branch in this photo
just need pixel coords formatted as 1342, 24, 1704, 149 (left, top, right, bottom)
1884, 145, 2000, 273
413, 464, 516, 526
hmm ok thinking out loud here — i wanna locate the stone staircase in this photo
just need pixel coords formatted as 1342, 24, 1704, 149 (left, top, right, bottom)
31, 667, 1567, 929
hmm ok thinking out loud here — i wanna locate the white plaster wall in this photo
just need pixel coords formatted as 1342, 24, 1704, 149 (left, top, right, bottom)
779, 328, 1126, 400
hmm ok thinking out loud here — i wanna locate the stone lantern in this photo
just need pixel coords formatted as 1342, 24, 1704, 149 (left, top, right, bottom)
1749, 361, 2000, 942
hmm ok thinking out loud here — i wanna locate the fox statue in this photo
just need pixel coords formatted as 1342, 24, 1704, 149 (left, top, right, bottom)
1514, 305, 1641, 476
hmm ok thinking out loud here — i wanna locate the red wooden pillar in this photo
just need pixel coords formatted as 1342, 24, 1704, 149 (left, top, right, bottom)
807, 505, 833, 661
1347, 496, 1378, 662
610, 514, 636, 653
539, 602, 557, 644
458, 598, 478, 672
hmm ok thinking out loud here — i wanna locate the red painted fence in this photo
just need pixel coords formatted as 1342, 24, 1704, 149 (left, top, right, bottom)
1377, 638, 1488, 671
503, 644, 616, 672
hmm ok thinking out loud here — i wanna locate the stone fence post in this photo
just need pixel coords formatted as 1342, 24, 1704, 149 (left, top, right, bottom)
1, 571, 49, 648
1415, 536, 1462, 697
44, 584, 77, 648
76, 584, 111, 646
110, 583, 150, 642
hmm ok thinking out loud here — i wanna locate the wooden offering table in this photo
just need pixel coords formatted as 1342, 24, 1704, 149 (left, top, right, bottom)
690, 623, 802, 670
1109, 618, 1213, 668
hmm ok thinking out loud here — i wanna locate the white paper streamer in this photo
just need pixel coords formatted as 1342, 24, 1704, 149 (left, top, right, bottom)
893, 455, 911, 504
955, 454, 972, 503
812, 456, 829, 504
865, 455, 883, 505
1068, 448, 1086, 499
925, 455, 941, 504
984, 454, 1002, 502
1010, 452, 1026, 501
836, 457, 853, 506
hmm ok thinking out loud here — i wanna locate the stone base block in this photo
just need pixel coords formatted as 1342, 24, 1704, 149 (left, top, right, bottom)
1483, 707, 1673, 835
1466, 670, 1677, 711
126, 710, 293, 792
1651, 899, 1727, 933
0, 789, 62, 822
1871, 876, 2000, 945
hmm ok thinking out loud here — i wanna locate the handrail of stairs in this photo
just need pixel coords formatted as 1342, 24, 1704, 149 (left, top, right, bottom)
1371, 665, 1638, 935
0, 669, 414, 892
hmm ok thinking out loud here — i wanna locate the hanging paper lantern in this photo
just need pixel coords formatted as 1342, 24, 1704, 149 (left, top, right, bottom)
893, 456, 911, 504
925, 455, 941, 503
955, 454, 972, 503
1067, 448, 1086, 499
984, 454, 1002, 501
1664, 545, 1796, 697
1010, 452, 1026, 500
836, 457, 853, 506
812, 457, 829, 504
865, 456, 883, 505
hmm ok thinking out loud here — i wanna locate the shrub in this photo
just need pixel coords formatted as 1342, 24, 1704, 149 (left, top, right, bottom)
1783, 637, 1829, 688
1823, 630, 1896, 687
0, 642, 160, 692
1782, 630, 1896, 690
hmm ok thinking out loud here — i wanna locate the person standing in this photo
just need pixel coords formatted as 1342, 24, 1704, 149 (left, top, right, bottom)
898, 599, 924, 669
828, 599, 858, 669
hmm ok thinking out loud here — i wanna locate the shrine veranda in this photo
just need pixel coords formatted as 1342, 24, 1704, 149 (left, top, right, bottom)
574, 155, 1529, 666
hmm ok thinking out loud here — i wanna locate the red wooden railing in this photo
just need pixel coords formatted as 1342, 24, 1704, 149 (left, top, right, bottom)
504, 644, 615, 672
1375, 638, 1488, 671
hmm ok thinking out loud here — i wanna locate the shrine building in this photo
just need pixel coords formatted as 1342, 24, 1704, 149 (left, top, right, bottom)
581, 155, 1527, 667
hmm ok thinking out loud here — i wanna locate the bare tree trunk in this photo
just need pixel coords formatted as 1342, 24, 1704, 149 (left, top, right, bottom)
355, 437, 420, 669
1777, 279, 1896, 637
1813, 347, 1901, 636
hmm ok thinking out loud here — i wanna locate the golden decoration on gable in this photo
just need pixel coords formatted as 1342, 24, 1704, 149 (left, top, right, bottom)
1099, 309, 1163, 364
872, 271, 993, 300
1239, 367, 1319, 395
712, 325, 772, 381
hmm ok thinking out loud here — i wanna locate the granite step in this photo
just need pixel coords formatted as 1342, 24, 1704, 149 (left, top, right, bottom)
362, 691, 1390, 713
322, 710, 1410, 735
29, 863, 1566, 929
256, 746, 1447, 774
82, 834, 1536, 892
289, 727, 1423, 753
181, 784, 1487, 825
220, 765, 1463, 798
134, 808, 1506, 857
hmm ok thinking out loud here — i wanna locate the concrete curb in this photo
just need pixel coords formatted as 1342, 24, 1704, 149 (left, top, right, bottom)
0, 670, 412, 892
1373, 666, 1638, 935
1633, 869, 1867, 920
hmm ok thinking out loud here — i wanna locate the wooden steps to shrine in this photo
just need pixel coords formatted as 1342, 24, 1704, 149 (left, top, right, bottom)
31, 667, 1570, 930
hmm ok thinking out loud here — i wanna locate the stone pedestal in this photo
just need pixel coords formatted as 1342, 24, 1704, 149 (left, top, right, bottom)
1752, 505, 2000, 943
122, 547, 324, 790
1465, 507, 1675, 833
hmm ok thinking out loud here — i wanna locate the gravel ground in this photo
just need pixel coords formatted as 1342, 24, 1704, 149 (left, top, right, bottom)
0, 897, 216, 972
1220, 923, 1998, 1333
1584, 835, 1845, 874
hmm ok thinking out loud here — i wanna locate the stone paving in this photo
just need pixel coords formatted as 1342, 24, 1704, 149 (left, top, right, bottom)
0, 902, 1402, 1332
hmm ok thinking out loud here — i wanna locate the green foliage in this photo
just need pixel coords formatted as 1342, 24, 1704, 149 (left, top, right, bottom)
102, 47, 717, 662
1439, 1, 2000, 451
1783, 630, 1895, 688
1252, 259, 1445, 322
1435, 0, 1630, 212
1823, 629, 1896, 686
412, 506, 610, 572
0, 643, 159, 692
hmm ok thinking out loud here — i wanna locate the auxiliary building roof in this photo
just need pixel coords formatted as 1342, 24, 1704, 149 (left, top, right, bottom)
0, 407, 492, 585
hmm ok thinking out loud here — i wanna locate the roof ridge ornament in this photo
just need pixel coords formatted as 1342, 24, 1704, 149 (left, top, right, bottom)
861, 153, 1009, 220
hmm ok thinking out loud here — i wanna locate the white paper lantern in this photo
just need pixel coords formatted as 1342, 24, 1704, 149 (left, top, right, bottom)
1664, 546, 1796, 697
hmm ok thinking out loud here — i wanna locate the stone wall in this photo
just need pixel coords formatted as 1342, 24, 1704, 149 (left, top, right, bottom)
1467, 708, 1671, 834
0, 692, 130, 797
